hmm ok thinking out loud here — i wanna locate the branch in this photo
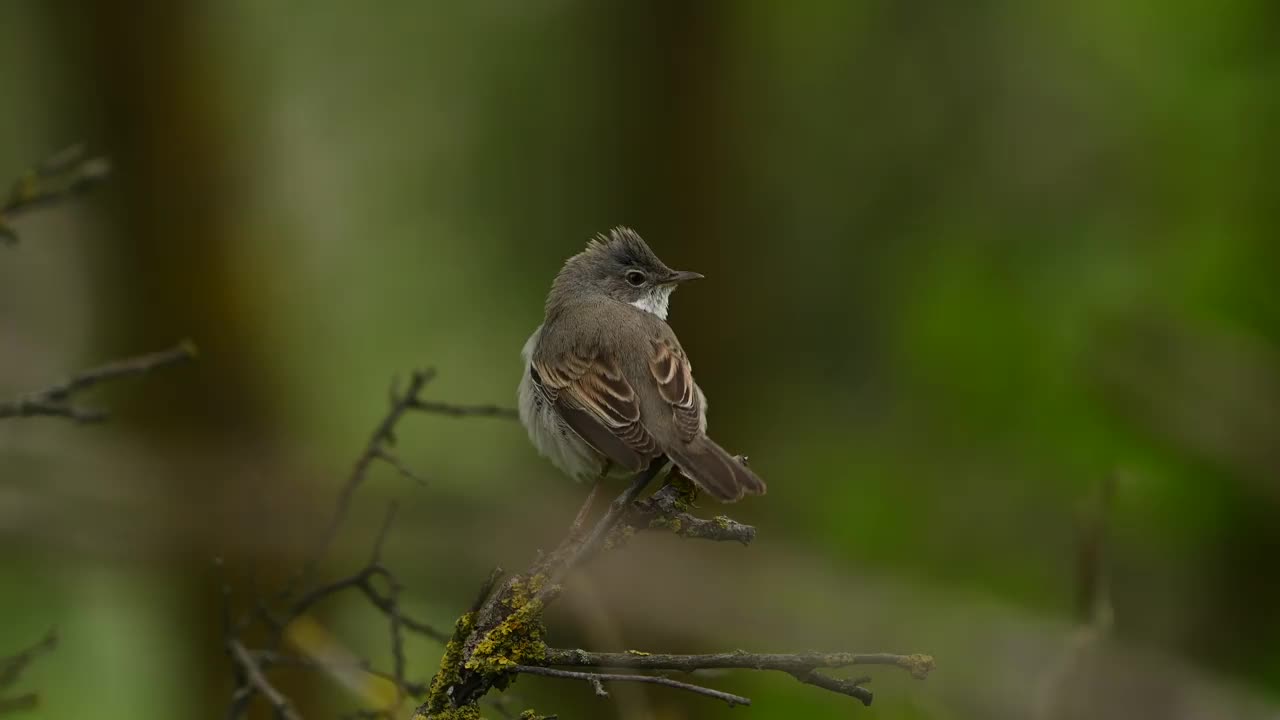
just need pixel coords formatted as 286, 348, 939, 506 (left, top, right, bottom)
621, 475, 756, 545
225, 368, 466, 719
512, 665, 751, 708
0, 629, 57, 715
407, 398, 519, 420
1, 144, 111, 245
543, 649, 934, 677
228, 639, 301, 720
0, 341, 197, 422
289, 370, 436, 594
426, 461, 931, 717
545, 458, 667, 587
249, 652, 429, 697
543, 648, 935, 707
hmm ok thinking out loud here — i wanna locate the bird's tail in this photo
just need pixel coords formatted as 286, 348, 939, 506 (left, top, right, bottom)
665, 436, 766, 503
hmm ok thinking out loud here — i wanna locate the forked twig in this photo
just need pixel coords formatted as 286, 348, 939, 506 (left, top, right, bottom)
0, 342, 197, 423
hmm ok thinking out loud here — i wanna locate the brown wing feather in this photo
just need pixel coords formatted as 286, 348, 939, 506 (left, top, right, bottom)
649, 338, 701, 441
532, 350, 657, 472
647, 337, 767, 501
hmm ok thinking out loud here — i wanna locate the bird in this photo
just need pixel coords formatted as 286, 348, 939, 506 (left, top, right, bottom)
517, 226, 766, 502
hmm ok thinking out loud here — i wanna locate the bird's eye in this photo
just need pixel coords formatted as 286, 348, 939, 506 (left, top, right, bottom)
625, 270, 646, 287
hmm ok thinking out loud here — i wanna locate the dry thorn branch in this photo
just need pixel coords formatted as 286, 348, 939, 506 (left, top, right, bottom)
0, 145, 111, 245
0, 341, 198, 423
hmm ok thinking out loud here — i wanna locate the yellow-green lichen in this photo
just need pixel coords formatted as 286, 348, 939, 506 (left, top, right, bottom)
412, 707, 481, 720
604, 524, 637, 549
502, 574, 545, 608
900, 653, 936, 679
421, 611, 476, 715
667, 474, 699, 507
464, 576, 548, 675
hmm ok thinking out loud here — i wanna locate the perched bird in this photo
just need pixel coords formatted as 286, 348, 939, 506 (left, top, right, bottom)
518, 227, 766, 502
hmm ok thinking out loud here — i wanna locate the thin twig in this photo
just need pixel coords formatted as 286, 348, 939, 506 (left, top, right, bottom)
544, 459, 667, 588
0, 629, 57, 692
543, 647, 932, 706
228, 639, 300, 720
375, 503, 409, 710
1, 144, 111, 245
370, 502, 400, 566
406, 398, 518, 420
789, 670, 875, 706
303, 370, 433, 588
225, 370, 473, 719
0, 629, 58, 713
362, 582, 451, 643
279, 369, 434, 608
0, 342, 197, 422
542, 649, 935, 679
512, 665, 751, 708
372, 449, 427, 485
251, 652, 429, 697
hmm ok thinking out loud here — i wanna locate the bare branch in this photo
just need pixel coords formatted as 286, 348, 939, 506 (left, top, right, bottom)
0, 341, 197, 423
543, 648, 934, 707
225, 369, 480, 719
228, 639, 301, 720
407, 398, 519, 420
0, 629, 58, 714
372, 449, 427, 485
512, 665, 752, 708
288, 369, 435, 597
1, 145, 111, 245
0, 629, 57, 692
211, 369, 933, 719
545, 459, 667, 587
789, 670, 875, 706
542, 649, 935, 679
622, 477, 756, 545
375, 503, 410, 710
250, 652, 430, 698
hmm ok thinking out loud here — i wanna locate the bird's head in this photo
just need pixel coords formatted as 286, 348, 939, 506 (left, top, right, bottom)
549, 226, 703, 320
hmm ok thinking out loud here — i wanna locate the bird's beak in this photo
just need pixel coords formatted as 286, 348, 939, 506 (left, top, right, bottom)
666, 269, 705, 284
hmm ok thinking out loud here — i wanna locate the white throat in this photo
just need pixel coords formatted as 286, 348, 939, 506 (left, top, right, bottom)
630, 286, 674, 320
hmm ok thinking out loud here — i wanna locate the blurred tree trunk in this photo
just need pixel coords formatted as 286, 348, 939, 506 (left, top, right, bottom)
603, 0, 743, 395
41, 2, 309, 717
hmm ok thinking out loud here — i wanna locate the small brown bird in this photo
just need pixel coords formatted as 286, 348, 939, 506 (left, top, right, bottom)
518, 227, 766, 502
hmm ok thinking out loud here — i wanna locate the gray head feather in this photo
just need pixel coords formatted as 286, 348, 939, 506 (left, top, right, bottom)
546, 227, 679, 314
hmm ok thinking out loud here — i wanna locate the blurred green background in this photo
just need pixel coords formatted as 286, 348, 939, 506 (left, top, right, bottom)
2, 1, 1278, 718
